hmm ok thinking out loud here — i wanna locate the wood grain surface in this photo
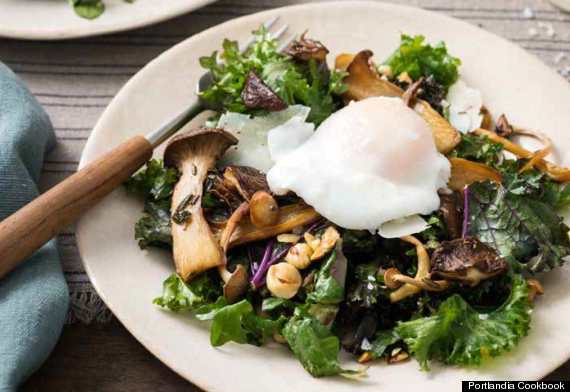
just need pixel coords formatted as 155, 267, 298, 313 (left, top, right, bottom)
2, 0, 569, 389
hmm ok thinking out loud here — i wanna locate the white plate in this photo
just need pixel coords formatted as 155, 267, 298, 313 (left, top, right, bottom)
76, 2, 570, 390
0, 0, 215, 40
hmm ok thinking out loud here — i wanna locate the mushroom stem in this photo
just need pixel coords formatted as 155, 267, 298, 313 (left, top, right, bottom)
171, 158, 224, 281
217, 201, 251, 303
474, 128, 570, 182
394, 274, 447, 291
219, 202, 250, 252
389, 235, 449, 303
164, 127, 238, 281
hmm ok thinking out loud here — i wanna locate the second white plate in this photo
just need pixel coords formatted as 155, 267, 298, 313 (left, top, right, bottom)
0, 0, 215, 40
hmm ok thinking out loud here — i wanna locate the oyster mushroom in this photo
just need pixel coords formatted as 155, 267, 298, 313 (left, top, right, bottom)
164, 127, 237, 281
218, 202, 251, 303
387, 236, 449, 303
431, 237, 508, 287
222, 165, 269, 201
438, 190, 462, 240
241, 71, 287, 112
215, 203, 320, 248
284, 32, 330, 63
340, 50, 460, 154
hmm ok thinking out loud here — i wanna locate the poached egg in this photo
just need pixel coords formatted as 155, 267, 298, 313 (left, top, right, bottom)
267, 96, 450, 234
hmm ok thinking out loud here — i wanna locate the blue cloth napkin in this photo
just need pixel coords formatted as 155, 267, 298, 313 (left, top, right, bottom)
0, 63, 69, 391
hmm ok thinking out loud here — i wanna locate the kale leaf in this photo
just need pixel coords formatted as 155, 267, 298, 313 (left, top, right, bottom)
347, 262, 381, 308
126, 160, 179, 249
342, 230, 378, 255
125, 159, 179, 200
385, 34, 461, 91
153, 273, 221, 312
395, 275, 531, 370
467, 181, 570, 272
365, 329, 400, 360
282, 311, 359, 377
451, 133, 504, 168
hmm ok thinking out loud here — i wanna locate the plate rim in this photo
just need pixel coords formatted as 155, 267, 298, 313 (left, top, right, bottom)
0, 0, 216, 40
76, 1, 570, 389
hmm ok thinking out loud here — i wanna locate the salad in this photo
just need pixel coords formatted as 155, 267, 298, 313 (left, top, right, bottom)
69, 0, 132, 19
125, 28, 570, 377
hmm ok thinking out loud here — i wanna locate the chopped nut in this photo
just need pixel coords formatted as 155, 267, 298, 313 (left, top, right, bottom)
397, 71, 413, 84
527, 278, 544, 302
277, 233, 301, 244
387, 350, 409, 364
303, 232, 320, 250
285, 243, 313, 270
310, 226, 340, 260
358, 352, 373, 364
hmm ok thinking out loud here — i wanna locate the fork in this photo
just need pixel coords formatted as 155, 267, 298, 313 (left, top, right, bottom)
0, 17, 293, 280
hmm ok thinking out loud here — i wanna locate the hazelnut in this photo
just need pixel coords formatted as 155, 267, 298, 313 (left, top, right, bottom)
285, 243, 313, 269
310, 226, 340, 260
266, 262, 302, 299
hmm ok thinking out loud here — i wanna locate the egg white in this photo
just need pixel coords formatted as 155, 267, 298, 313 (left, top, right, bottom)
267, 97, 450, 233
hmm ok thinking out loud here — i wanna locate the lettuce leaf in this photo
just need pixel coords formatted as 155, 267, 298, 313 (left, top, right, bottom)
467, 181, 570, 272
307, 250, 345, 305
385, 34, 461, 91
200, 299, 284, 347
395, 276, 531, 370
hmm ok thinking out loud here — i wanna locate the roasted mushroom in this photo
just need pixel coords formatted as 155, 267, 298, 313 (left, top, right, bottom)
341, 50, 460, 154
431, 237, 508, 287
495, 114, 514, 138
284, 32, 329, 62
241, 71, 287, 112
438, 190, 462, 240
218, 202, 250, 303
215, 203, 320, 248
448, 157, 502, 191
388, 236, 449, 303
249, 191, 280, 227
164, 127, 238, 281
222, 165, 270, 201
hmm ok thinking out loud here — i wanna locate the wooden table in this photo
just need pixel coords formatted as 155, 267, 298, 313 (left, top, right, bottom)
2, 0, 569, 389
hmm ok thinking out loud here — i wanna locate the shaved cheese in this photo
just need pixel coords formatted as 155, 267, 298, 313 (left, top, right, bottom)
378, 215, 429, 238
218, 105, 310, 172
447, 80, 483, 133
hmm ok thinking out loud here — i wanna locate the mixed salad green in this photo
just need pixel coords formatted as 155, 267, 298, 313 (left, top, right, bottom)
126, 29, 570, 377
69, 0, 133, 20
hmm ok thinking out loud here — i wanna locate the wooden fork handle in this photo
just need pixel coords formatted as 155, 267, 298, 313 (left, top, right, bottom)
0, 135, 153, 280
